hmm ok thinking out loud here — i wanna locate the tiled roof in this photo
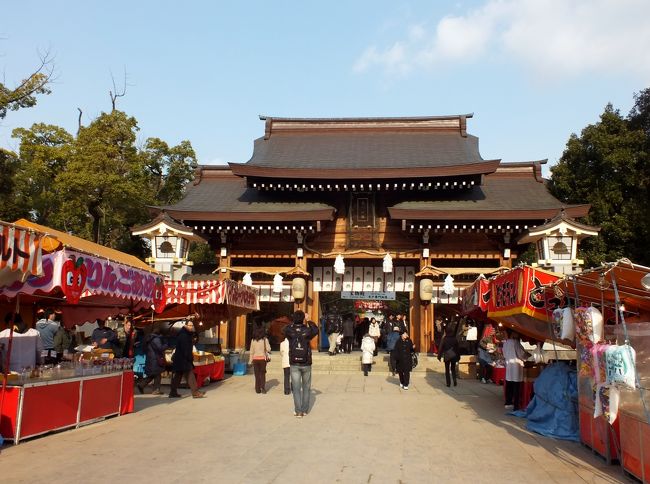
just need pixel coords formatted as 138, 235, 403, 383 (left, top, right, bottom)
388, 171, 590, 220
229, 115, 498, 178
157, 169, 336, 222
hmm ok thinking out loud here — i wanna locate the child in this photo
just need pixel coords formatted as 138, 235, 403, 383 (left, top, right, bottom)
360, 333, 375, 376
279, 330, 291, 395
336, 333, 343, 355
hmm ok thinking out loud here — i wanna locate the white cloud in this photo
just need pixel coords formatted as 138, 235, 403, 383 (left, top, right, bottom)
354, 0, 650, 81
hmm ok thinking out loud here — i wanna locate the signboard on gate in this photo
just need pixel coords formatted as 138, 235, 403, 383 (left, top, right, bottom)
341, 291, 396, 300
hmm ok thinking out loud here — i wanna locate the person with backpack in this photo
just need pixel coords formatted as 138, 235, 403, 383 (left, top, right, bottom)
284, 310, 319, 417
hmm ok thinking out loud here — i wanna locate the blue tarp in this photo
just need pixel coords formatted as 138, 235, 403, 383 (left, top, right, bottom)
513, 362, 580, 442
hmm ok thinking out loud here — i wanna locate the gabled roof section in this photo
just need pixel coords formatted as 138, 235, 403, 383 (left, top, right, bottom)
155, 166, 336, 222
131, 211, 206, 241
517, 208, 600, 244
388, 161, 591, 221
229, 115, 500, 179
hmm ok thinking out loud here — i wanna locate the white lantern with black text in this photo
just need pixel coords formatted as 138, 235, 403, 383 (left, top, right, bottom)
419, 278, 434, 302
291, 277, 306, 301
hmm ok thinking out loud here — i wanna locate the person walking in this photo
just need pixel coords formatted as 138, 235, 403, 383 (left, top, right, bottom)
393, 332, 415, 390
284, 310, 318, 417
465, 322, 478, 355
279, 330, 291, 395
502, 331, 529, 410
138, 327, 167, 395
438, 326, 460, 387
326, 314, 340, 356
368, 317, 381, 356
342, 313, 355, 354
169, 321, 205, 399
248, 326, 271, 394
360, 333, 375, 376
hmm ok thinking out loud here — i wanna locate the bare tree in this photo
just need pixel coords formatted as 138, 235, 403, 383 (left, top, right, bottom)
0, 49, 55, 119
109, 68, 129, 111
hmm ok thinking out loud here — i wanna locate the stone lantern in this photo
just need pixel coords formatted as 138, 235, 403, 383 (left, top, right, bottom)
131, 211, 207, 280
517, 209, 600, 274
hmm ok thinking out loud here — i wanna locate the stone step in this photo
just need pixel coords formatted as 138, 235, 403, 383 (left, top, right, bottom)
241, 351, 453, 375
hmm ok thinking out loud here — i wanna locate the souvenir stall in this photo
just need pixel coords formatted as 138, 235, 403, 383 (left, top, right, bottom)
555, 260, 650, 477
153, 278, 259, 386
0, 220, 163, 444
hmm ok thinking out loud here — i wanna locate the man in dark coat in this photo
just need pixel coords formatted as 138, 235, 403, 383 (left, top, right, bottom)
342, 314, 355, 353
169, 321, 204, 398
393, 332, 415, 390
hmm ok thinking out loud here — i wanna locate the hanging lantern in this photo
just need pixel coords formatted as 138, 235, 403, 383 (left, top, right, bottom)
334, 254, 345, 275
383, 253, 393, 273
291, 277, 306, 300
419, 278, 434, 302
273, 273, 283, 293
443, 274, 456, 295
242, 273, 253, 286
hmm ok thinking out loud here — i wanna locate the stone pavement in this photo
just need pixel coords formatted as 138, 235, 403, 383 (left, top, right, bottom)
1, 370, 629, 484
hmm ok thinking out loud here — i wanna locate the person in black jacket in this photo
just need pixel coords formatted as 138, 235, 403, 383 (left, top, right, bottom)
169, 321, 204, 399
284, 310, 318, 417
138, 327, 167, 395
393, 331, 415, 390
437, 326, 460, 387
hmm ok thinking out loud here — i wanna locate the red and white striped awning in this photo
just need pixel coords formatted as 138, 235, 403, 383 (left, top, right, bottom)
164, 279, 259, 311
165, 279, 227, 305
0, 221, 44, 287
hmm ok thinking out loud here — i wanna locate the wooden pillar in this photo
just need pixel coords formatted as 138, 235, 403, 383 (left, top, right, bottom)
234, 313, 247, 350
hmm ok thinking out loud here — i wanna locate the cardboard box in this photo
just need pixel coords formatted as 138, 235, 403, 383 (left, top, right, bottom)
458, 361, 477, 379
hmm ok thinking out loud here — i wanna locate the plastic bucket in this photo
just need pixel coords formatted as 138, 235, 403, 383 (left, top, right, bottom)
228, 353, 240, 371
233, 362, 247, 376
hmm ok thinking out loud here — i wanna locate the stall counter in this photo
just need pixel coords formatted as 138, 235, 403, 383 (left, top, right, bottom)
0, 370, 134, 444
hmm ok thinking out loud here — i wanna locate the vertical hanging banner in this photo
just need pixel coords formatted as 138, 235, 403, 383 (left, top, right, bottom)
0, 222, 44, 287
461, 276, 490, 318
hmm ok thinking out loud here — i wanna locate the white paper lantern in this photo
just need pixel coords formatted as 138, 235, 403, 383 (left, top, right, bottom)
383, 253, 393, 273
272, 273, 283, 293
334, 254, 345, 275
443, 274, 455, 295
242, 273, 253, 286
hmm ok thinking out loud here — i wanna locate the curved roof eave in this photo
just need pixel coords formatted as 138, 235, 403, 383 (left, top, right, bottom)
161, 208, 336, 223
228, 160, 500, 179
388, 205, 591, 221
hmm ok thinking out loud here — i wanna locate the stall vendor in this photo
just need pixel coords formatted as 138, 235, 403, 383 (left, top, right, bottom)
35, 309, 60, 362
0, 324, 43, 372
91, 318, 119, 352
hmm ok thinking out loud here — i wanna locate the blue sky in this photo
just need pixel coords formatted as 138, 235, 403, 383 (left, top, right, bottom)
2, 0, 649, 177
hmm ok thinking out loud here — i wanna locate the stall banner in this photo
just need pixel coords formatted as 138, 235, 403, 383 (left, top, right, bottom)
224, 279, 259, 311
164, 279, 258, 311
487, 266, 560, 321
461, 277, 490, 316
0, 223, 43, 286
0, 249, 159, 306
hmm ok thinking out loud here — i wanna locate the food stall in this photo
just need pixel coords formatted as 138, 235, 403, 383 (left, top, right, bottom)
485, 266, 574, 407
154, 278, 259, 385
554, 259, 650, 475
0, 220, 163, 444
